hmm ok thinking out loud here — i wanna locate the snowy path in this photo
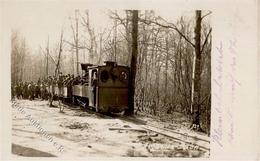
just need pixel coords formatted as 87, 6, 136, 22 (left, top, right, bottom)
12, 99, 209, 158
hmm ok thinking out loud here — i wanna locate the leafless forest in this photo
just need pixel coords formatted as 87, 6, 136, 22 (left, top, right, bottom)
11, 10, 211, 134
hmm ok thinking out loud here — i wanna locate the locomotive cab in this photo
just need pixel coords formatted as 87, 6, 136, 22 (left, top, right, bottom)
88, 61, 129, 113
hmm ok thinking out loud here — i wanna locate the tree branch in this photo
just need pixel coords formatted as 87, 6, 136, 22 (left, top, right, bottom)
108, 10, 127, 29
139, 18, 195, 48
201, 28, 212, 54
201, 11, 212, 20
69, 17, 77, 43
39, 46, 56, 65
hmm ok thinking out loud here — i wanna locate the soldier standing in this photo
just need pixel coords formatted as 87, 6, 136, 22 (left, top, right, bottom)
11, 82, 15, 99
15, 83, 20, 99
39, 82, 45, 100
43, 78, 48, 100
35, 79, 41, 99
21, 82, 26, 99
24, 82, 29, 99
32, 82, 36, 100
28, 82, 33, 100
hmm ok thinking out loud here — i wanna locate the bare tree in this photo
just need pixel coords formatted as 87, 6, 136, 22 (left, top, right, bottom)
80, 10, 98, 64
11, 31, 28, 83
46, 37, 49, 77
67, 10, 80, 75
190, 10, 202, 128
125, 10, 138, 115
55, 29, 64, 76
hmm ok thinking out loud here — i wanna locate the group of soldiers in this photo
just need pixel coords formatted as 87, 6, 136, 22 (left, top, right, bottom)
47, 73, 89, 87
11, 73, 90, 100
11, 80, 49, 100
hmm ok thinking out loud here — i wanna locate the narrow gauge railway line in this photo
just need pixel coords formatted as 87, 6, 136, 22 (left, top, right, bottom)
141, 125, 210, 152
145, 123, 210, 143
60, 101, 210, 152
122, 117, 210, 152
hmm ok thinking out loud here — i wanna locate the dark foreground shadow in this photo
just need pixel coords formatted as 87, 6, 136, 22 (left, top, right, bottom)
12, 144, 56, 157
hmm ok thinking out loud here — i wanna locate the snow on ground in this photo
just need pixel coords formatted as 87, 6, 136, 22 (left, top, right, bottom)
136, 112, 210, 143
12, 99, 209, 158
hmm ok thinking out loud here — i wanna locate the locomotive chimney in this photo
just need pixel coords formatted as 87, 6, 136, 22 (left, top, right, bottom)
104, 61, 117, 67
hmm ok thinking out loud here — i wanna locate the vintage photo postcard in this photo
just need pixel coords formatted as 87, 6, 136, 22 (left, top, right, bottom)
0, 0, 259, 161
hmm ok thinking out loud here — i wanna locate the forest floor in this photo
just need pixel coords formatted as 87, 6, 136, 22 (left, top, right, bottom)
12, 99, 210, 158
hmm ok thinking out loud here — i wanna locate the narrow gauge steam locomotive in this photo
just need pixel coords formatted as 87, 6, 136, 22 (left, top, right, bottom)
49, 61, 130, 113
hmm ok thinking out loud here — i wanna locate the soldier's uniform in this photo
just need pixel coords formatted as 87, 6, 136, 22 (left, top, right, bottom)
11, 83, 15, 99
32, 83, 36, 100
27, 83, 31, 100
15, 84, 20, 99
40, 83, 46, 100
43, 78, 49, 100
35, 80, 41, 99
22, 82, 29, 99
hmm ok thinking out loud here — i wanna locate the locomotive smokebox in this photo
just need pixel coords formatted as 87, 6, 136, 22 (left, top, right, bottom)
104, 61, 117, 67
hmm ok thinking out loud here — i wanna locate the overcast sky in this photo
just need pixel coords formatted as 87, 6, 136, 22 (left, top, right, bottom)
2, 1, 195, 53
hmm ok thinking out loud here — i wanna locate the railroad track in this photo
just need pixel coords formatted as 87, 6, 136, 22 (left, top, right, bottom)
142, 125, 210, 151
60, 101, 210, 152
121, 116, 210, 152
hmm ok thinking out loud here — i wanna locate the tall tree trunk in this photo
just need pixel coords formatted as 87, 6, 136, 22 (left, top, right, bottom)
84, 10, 96, 64
75, 10, 79, 75
191, 10, 202, 126
125, 10, 132, 65
125, 10, 138, 115
164, 33, 169, 105
114, 10, 117, 62
46, 37, 49, 77
156, 58, 161, 115
142, 12, 149, 111
71, 47, 74, 74
98, 34, 103, 64
55, 30, 64, 77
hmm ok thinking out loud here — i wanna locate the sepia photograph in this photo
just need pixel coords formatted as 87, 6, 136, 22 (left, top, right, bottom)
8, 2, 212, 158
